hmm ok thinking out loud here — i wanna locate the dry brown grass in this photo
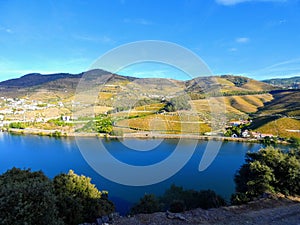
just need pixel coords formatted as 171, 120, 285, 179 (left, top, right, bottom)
134, 103, 165, 111
116, 113, 211, 134
190, 94, 273, 115
255, 117, 300, 138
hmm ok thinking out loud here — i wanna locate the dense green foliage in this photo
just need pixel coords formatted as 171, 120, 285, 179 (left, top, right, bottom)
289, 137, 300, 148
130, 184, 226, 215
49, 131, 63, 138
95, 115, 113, 134
224, 123, 250, 137
232, 146, 300, 204
160, 185, 226, 211
9, 122, 27, 129
130, 194, 161, 215
48, 118, 69, 127
0, 168, 62, 225
0, 168, 114, 225
53, 170, 114, 225
260, 136, 278, 146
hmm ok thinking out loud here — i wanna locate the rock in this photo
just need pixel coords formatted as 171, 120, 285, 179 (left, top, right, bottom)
96, 218, 102, 225
166, 211, 187, 221
109, 212, 120, 221
102, 215, 110, 223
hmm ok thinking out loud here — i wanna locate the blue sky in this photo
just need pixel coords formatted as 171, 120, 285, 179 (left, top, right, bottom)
0, 0, 300, 81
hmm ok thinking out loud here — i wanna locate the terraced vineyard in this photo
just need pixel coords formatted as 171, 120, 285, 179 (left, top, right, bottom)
1, 70, 299, 138
251, 117, 300, 138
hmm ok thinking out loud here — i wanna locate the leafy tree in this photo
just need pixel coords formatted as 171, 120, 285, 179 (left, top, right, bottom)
95, 116, 113, 134
131, 184, 226, 214
289, 137, 300, 148
0, 168, 62, 225
230, 192, 250, 205
53, 170, 114, 225
232, 146, 300, 204
130, 194, 161, 215
162, 187, 226, 211
9, 122, 27, 129
260, 136, 277, 146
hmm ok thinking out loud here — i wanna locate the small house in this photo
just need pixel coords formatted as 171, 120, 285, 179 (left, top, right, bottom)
62, 116, 71, 122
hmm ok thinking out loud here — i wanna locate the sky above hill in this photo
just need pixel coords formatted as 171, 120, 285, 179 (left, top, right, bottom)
0, 0, 300, 81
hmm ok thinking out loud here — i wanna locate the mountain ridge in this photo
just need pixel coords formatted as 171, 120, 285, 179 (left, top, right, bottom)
263, 76, 300, 89
0, 70, 274, 93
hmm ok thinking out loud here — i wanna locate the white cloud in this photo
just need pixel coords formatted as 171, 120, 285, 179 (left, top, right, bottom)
216, 0, 287, 6
236, 37, 250, 43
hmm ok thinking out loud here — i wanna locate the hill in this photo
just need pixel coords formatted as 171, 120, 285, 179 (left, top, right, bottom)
254, 90, 300, 117
263, 76, 300, 89
0, 73, 82, 88
247, 89, 300, 138
1, 71, 297, 137
186, 75, 274, 95
250, 117, 300, 138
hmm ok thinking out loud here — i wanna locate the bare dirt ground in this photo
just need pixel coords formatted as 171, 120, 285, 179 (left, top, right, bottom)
112, 197, 300, 225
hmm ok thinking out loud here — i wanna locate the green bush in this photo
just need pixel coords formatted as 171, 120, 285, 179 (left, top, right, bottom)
9, 122, 27, 129
289, 137, 300, 148
53, 170, 114, 225
169, 200, 185, 213
0, 168, 115, 225
50, 131, 62, 138
130, 184, 226, 215
0, 168, 63, 225
95, 116, 113, 134
160, 184, 226, 211
230, 192, 250, 205
232, 146, 300, 204
130, 194, 161, 215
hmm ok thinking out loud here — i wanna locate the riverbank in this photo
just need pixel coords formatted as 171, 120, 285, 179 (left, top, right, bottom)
1, 127, 289, 145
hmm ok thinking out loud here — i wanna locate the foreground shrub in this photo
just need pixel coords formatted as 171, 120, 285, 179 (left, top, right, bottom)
0, 168, 62, 225
130, 194, 161, 215
0, 168, 115, 225
130, 184, 226, 215
160, 184, 226, 211
53, 170, 114, 225
232, 146, 300, 204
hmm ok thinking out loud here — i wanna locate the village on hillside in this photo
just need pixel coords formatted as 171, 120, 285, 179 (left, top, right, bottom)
0, 94, 294, 143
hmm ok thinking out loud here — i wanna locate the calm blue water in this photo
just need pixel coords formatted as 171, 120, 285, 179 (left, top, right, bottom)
0, 133, 263, 214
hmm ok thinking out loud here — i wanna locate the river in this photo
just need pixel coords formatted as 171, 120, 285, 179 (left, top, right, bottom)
0, 132, 263, 214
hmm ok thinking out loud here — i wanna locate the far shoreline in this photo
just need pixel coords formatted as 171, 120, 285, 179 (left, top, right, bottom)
1, 127, 289, 145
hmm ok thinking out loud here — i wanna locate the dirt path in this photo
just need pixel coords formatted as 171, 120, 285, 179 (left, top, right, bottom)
112, 198, 300, 225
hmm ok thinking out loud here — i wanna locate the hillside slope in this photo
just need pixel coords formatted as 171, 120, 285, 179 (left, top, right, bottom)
255, 90, 300, 117
185, 75, 274, 95
263, 76, 300, 89
0, 71, 290, 136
